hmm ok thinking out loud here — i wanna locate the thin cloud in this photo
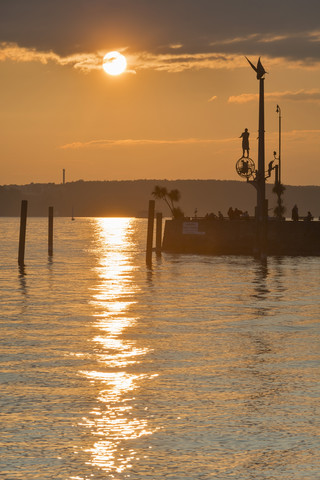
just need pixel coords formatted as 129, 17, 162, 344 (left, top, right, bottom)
169, 44, 183, 49
283, 129, 320, 141
2, 41, 320, 75
267, 129, 320, 140
60, 130, 320, 154
228, 93, 258, 104
228, 89, 320, 104
0, 42, 102, 71
0, 43, 248, 73
0, 42, 58, 64
211, 32, 294, 46
308, 30, 320, 41
259, 34, 291, 44
60, 137, 238, 150
209, 30, 320, 64
128, 52, 244, 73
0, 42, 242, 73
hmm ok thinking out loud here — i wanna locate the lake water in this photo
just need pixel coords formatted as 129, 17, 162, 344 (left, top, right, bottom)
1, 217, 319, 480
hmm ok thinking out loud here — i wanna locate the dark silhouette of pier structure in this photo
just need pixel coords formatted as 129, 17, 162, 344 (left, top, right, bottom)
157, 58, 320, 258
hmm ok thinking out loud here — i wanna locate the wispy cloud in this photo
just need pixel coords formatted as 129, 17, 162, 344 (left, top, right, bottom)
169, 44, 183, 49
210, 32, 292, 46
228, 93, 258, 104
0, 42, 103, 71
0, 43, 58, 64
228, 89, 320, 104
60, 137, 237, 150
2, 39, 320, 75
283, 129, 320, 141
209, 30, 320, 64
59, 129, 320, 150
308, 30, 320, 42
127, 51, 244, 73
0, 42, 243, 73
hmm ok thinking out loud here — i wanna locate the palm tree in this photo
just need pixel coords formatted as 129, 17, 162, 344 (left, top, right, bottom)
167, 189, 181, 211
152, 185, 183, 218
152, 185, 168, 200
152, 185, 171, 212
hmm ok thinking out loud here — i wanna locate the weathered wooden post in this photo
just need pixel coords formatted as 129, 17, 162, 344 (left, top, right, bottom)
146, 200, 155, 265
48, 206, 54, 256
155, 212, 162, 256
18, 200, 28, 266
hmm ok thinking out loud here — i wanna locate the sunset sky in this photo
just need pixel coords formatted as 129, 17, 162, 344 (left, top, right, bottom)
0, 0, 319, 186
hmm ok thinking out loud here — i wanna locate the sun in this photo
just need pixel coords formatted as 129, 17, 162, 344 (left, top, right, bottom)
103, 51, 127, 76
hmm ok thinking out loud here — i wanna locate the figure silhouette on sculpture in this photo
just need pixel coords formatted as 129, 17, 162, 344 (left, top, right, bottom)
241, 159, 248, 175
267, 160, 274, 178
240, 128, 250, 158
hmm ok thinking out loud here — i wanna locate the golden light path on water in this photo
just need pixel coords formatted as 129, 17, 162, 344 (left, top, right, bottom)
79, 218, 157, 475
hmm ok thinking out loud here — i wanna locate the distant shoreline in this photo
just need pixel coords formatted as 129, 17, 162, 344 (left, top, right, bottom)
1, 179, 320, 218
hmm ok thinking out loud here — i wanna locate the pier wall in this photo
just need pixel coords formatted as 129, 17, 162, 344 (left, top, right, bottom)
162, 219, 320, 256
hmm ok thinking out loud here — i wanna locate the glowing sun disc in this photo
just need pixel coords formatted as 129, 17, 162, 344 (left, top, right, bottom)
103, 51, 127, 76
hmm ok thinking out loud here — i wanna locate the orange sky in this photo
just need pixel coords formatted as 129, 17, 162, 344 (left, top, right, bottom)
0, 1, 319, 186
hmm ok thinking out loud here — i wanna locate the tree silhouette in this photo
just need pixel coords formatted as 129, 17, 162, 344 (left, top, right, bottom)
168, 189, 181, 210
152, 185, 184, 218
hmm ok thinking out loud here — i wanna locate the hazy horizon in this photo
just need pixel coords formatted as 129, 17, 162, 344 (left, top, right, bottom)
2, 177, 320, 188
2, 178, 320, 218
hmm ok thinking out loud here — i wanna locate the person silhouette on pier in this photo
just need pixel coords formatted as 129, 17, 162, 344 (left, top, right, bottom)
306, 211, 313, 221
291, 204, 299, 222
240, 128, 250, 158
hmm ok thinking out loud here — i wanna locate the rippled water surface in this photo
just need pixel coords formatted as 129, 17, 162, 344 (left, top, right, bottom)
1, 217, 319, 480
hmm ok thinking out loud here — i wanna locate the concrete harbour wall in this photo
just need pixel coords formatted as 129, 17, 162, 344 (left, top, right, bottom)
162, 219, 320, 256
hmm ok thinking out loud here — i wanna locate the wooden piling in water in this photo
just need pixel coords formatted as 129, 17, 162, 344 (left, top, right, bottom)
18, 200, 28, 266
146, 200, 155, 265
48, 206, 54, 256
156, 212, 162, 256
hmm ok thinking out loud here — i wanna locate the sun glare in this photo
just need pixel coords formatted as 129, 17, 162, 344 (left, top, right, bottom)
103, 51, 127, 76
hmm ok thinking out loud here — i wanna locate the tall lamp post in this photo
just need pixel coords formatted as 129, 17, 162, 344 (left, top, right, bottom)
273, 104, 285, 219
276, 104, 281, 184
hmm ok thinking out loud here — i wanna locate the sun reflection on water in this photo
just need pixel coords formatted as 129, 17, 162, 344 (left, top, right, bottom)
80, 218, 155, 474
